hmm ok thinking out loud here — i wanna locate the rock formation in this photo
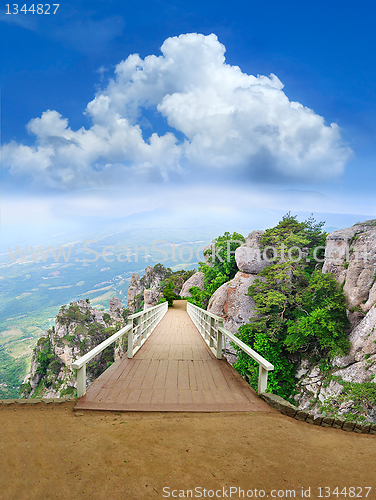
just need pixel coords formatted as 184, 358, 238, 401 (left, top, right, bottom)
207, 231, 269, 334
235, 230, 271, 275
126, 273, 144, 313
144, 289, 162, 310
180, 272, 205, 298
109, 297, 124, 322
181, 222, 376, 422
207, 273, 258, 334
203, 231, 269, 362
20, 298, 125, 399
294, 221, 376, 420
322, 220, 376, 324
126, 265, 167, 312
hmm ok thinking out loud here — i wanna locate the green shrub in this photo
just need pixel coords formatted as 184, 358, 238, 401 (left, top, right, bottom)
234, 321, 296, 400
35, 339, 54, 376
284, 271, 350, 359
122, 308, 131, 321
233, 214, 349, 400
60, 386, 76, 397
319, 379, 376, 423
163, 282, 178, 306
187, 231, 245, 308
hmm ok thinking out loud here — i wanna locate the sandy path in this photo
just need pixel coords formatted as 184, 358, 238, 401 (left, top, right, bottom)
1, 401, 375, 500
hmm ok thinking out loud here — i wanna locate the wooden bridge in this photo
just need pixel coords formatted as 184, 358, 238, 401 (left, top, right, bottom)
74, 300, 272, 412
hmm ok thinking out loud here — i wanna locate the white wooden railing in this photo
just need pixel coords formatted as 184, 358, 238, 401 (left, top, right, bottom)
126, 301, 168, 358
72, 301, 168, 397
186, 301, 274, 394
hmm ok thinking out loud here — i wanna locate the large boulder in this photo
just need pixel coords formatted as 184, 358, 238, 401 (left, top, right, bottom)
180, 272, 205, 298
127, 265, 168, 312
295, 303, 376, 419
109, 297, 124, 321
144, 289, 162, 310
334, 304, 376, 367
235, 230, 271, 274
127, 273, 143, 313
322, 221, 376, 322
207, 271, 260, 364
207, 272, 258, 334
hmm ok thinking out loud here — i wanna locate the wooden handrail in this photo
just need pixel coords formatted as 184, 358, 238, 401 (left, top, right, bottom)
186, 301, 274, 394
73, 300, 168, 397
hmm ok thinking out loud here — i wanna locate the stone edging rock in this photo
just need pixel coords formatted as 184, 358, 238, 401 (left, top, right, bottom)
260, 393, 376, 435
0, 397, 77, 407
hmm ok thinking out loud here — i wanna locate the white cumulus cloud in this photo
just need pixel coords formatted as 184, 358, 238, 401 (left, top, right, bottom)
2, 33, 351, 190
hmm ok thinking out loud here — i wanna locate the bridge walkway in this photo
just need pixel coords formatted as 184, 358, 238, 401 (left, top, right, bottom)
74, 301, 271, 412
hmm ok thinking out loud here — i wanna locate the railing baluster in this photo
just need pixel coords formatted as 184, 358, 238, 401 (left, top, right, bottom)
186, 301, 274, 394
216, 318, 223, 360
127, 317, 134, 358
209, 316, 215, 348
137, 316, 142, 348
76, 364, 86, 398
73, 301, 168, 396
258, 365, 268, 394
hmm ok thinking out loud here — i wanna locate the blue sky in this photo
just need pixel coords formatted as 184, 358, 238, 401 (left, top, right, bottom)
1, 0, 376, 231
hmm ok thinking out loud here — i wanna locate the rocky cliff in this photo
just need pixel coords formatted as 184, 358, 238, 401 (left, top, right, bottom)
127, 264, 196, 311
295, 220, 376, 420
127, 265, 167, 312
20, 298, 126, 399
207, 231, 270, 333
181, 220, 376, 422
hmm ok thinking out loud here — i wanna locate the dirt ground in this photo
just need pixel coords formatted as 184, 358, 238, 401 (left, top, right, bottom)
1, 401, 375, 500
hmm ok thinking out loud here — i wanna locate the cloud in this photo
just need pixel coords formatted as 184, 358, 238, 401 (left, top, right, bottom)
2, 33, 352, 190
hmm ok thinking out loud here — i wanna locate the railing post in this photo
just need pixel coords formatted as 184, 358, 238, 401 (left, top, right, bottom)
258, 365, 268, 394
216, 320, 223, 359
136, 315, 142, 348
76, 364, 86, 398
127, 317, 134, 358
185, 301, 273, 393
145, 309, 150, 338
209, 316, 215, 348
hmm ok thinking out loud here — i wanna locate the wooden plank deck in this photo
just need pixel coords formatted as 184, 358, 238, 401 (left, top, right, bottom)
74, 301, 271, 412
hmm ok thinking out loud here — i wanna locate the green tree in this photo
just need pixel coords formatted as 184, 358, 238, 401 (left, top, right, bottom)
35, 337, 55, 377
285, 271, 350, 358
163, 282, 178, 306
233, 214, 349, 399
187, 231, 245, 308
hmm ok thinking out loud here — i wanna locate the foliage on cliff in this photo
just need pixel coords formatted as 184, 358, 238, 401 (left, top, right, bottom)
159, 265, 196, 306
319, 378, 376, 423
155, 264, 196, 294
187, 231, 245, 308
20, 301, 124, 398
132, 264, 195, 312
231, 214, 350, 400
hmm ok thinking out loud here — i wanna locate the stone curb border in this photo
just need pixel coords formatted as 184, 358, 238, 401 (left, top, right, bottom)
260, 393, 376, 435
0, 397, 77, 407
